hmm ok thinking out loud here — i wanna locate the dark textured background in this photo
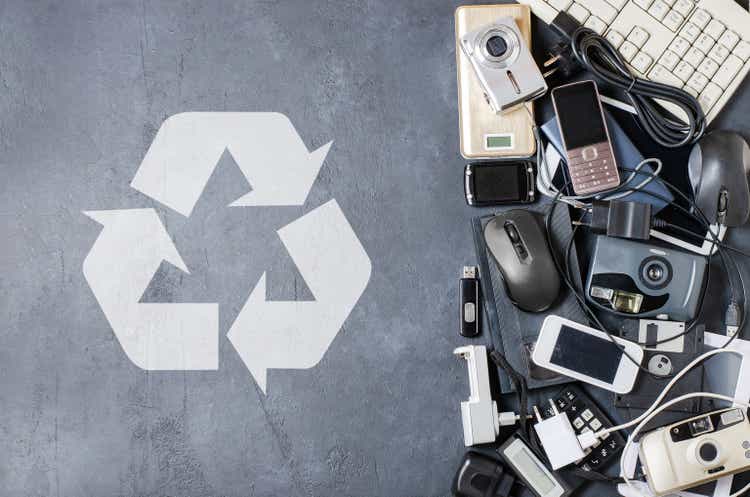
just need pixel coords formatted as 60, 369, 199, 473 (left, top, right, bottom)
2, 1, 750, 496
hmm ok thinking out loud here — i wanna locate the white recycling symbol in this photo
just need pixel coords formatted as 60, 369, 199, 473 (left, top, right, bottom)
83, 112, 372, 393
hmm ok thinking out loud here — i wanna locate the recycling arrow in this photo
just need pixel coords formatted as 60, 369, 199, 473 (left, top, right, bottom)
227, 199, 371, 393
130, 112, 331, 217
84, 112, 371, 392
82, 209, 218, 369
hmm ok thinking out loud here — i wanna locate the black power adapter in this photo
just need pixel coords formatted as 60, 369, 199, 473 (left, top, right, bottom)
588, 200, 652, 240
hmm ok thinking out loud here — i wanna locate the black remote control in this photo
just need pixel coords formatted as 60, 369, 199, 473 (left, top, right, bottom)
541, 384, 625, 472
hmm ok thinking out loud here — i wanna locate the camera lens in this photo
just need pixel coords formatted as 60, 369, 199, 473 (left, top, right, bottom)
485, 36, 508, 57
698, 441, 719, 463
639, 256, 672, 290
646, 264, 664, 282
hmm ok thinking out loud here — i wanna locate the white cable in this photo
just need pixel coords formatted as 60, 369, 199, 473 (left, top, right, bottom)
596, 348, 739, 436
619, 392, 749, 497
576, 348, 744, 497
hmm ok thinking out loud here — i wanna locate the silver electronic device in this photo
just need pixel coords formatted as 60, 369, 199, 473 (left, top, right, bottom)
459, 16, 548, 114
639, 407, 750, 496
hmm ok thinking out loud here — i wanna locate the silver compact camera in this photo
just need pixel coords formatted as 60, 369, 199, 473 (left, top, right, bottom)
639, 408, 750, 496
459, 17, 547, 114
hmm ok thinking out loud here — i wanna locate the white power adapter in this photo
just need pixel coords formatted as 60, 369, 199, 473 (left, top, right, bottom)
454, 346, 520, 446
533, 401, 586, 470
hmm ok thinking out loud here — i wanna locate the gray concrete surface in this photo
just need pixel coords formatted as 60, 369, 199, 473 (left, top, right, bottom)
2, 1, 750, 497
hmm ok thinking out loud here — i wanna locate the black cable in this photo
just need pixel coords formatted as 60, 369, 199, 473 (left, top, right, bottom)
544, 164, 746, 373
653, 220, 750, 259
568, 27, 706, 148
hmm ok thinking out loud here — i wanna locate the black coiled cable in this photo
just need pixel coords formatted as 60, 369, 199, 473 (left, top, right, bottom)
570, 27, 706, 148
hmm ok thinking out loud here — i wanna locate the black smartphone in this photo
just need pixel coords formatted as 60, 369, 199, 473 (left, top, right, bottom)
464, 161, 535, 206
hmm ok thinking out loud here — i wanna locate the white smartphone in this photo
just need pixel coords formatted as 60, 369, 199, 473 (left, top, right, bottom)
531, 315, 643, 394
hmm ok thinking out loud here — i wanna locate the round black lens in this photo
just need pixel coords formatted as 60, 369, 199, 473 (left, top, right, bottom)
699, 442, 718, 462
647, 264, 664, 282
486, 36, 508, 57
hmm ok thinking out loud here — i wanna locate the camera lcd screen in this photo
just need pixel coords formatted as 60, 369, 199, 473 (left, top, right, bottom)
549, 326, 623, 384
553, 81, 608, 150
473, 164, 523, 202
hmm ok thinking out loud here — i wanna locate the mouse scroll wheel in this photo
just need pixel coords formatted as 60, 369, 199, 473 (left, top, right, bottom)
505, 224, 521, 243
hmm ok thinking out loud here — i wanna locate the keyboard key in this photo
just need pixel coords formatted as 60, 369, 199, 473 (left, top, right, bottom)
568, 3, 590, 23
669, 36, 691, 57
606, 29, 625, 48
577, 0, 618, 23
605, 0, 628, 8
582, 409, 594, 421
695, 34, 715, 54
684, 85, 699, 98
632, 51, 654, 73
663, 10, 684, 32
708, 44, 730, 64
585, 15, 608, 35
573, 417, 585, 429
736, 41, 750, 62
699, 82, 722, 111
650, 64, 683, 86
628, 26, 650, 48
634, 0, 653, 9
619, 41, 638, 62
686, 71, 709, 92
659, 50, 680, 70
672, 0, 694, 17
705, 19, 725, 41
550, 0, 574, 10
591, 419, 603, 430
718, 30, 740, 50
712, 55, 744, 89
698, 58, 719, 78
684, 46, 705, 68
648, 0, 670, 21
680, 22, 701, 44
674, 61, 695, 82
690, 9, 711, 30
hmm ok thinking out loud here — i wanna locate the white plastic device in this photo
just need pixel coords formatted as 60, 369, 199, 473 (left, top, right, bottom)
454, 345, 519, 446
531, 315, 644, 394
533, 401, 586, 470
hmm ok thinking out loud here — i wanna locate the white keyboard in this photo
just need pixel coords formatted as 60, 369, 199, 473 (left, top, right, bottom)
518, 0, 750, 124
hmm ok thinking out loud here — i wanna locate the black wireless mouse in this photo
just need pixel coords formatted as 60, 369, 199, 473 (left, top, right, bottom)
688, 131, 750, 227
484, 210, 561, 313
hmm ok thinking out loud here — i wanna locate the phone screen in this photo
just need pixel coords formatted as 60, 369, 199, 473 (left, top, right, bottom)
553, 81, 608, 150
472, 163, 526, 202
549, 326, 623, 383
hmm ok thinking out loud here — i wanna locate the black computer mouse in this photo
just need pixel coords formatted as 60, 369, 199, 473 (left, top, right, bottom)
484, 210, 561, 313
688, 131, 750, 227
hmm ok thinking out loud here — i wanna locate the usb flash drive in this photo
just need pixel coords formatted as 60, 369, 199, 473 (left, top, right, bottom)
460, 266, 481, 338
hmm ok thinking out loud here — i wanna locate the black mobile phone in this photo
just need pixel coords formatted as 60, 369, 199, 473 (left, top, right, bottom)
551, 80, 619, 196
464, 161, 535, 206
